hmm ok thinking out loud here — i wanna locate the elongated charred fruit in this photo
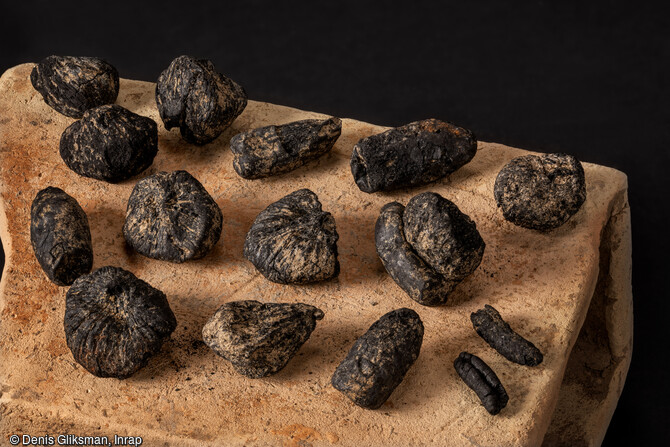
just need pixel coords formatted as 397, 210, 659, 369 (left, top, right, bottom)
30, 187, 93, 286
454, 351, 508, 415
331, 308, 423, 409
471, 304, 543, 366
231, 117, 341, 179
350, 119, 476, 193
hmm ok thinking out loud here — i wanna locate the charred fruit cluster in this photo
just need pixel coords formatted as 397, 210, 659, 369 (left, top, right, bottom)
350, 119, 477, 193
376, 192, 485, 306
156, 55, 247, 145
244, 189, 339, 284
123, 170, 222, 263
23, 55, 575, 423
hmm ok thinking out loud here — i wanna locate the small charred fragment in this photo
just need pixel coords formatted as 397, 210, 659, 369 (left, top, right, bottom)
350, 119, 477, 193
202, 300, 324, 378
230, 117, 342, 179
494, 153, 586, 231
123, 170, 222, 263
403, 192, 485, 282
59, 105, 158, 182
331, 308, 424, 409
454, 351, 508, 415
471, 305, 543, 366
244, 189, 339, 284
30, 187, 93, 286
64, 266, 177, 379
375, 202, 456, 306
30, 56, 119, 118
156, 55, 247, 145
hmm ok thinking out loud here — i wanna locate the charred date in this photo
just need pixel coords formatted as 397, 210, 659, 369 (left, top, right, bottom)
30, 187, 93, 286
350, 119, 476, 193
471, 304, 543, 366
454, 351, 508, 415
331, 308, 423, 409
230, 117, 341, 179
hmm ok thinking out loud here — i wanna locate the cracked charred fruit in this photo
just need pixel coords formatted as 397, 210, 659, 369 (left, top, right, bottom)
123, 170, 222, 263
375, 202, 456, 306
230, 117, 342, 179
471, 305, 543, 366
30, 187, 93, 286
59, 105, 158, 182
202, 300, 324, 378
403, 192, 485, 283
244, 189, 339, 284
350, 119, 477, 193
494, 153, 586, 231
156, 55, 247, 145
64, 266, 177, 378
30, 55, 119, 118
331, 308, 423, 409
454, 351, 508, 415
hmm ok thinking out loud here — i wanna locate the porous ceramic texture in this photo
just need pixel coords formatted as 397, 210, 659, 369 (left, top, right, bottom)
0, 64, 632, 447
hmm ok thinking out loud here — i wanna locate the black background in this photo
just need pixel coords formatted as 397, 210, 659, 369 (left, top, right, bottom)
1, 1, 667, 444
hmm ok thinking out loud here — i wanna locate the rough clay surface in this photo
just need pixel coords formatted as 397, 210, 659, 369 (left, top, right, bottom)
156, 55, 247, 145
244, 188, 339, 284
231, 117, 342, 179
0, 64, 633, 447
454, 351, 509, 415
350, 118, 477, 193
202, 300, 324, 378
494, 153, 587, 231
64, 266, 177, 379
123, 170, 223, 263
471, 304, 544, 366
59, 104, 158, 183
375, 202, 456, 306
331, 308, 424, 409
30, 186, 93, 286
30, 55, 119, 119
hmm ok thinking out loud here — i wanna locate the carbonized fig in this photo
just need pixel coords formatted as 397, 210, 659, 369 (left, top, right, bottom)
31, 55, 119, 118
244, 189, 339, 284
202, 300, 324, 378
123, 170, 222, 263
64, 266, 177, 379
156, 55, 247, 145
